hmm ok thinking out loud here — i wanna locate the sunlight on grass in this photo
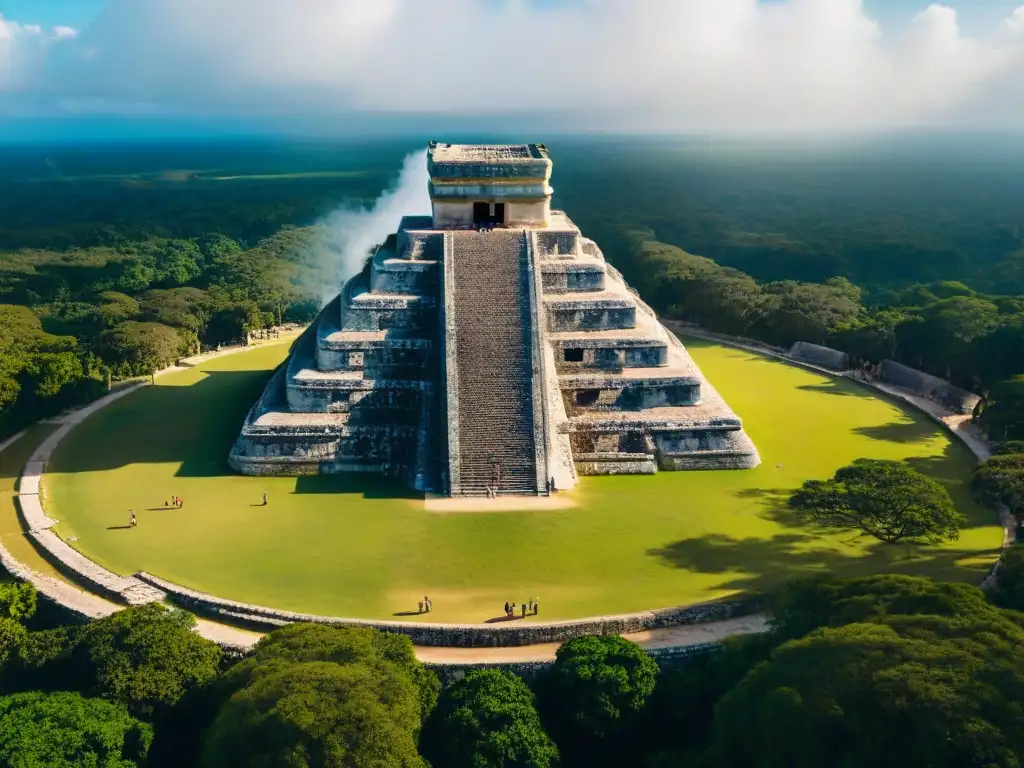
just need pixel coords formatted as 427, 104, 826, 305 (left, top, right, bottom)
42, 338, 1001, 622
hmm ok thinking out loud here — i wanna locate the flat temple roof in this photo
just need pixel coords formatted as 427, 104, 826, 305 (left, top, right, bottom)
428, 142, 549, 164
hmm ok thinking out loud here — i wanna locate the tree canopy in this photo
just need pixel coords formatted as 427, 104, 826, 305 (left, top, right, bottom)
544, 634, 659, 750
0, 691, 152, 768
424, 669, 559, 768
202, 661, 426, 768
94, 321, 185, 377
789, 459, 963, 543
707, 615, 1024, 768
71, 603, 223, 717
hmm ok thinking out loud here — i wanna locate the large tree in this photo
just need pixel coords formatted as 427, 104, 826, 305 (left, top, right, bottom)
202, 661, 425, 768
789, 459, 963, 543
424, 669, 559, 768
70, 603, 222, 717
542, 634, 658, 754
95, 321, 185, 377
705, 615, 1024, 768
0, 691, 152, 768
220, 624, 439, 722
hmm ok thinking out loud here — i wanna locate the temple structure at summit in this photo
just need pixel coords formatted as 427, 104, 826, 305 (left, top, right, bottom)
229, 142, 759, 496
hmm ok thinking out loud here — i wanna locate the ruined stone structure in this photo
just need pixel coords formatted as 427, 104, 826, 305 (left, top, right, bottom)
230, 143, 759, 494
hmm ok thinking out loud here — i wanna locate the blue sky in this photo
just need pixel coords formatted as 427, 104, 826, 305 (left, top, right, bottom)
0, 0, 104, 30
4, 0, 1023, 33
2, 0, 1024, 137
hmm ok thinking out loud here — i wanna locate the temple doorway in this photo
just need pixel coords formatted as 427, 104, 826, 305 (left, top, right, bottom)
472, 202, 505, 226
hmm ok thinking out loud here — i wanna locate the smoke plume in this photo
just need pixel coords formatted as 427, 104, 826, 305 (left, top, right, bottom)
316, 149, 430, 305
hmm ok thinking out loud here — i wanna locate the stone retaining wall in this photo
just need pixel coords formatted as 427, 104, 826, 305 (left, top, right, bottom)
134, 570, 763, 647
789, 341, 849, 371
879, 360, 980, 415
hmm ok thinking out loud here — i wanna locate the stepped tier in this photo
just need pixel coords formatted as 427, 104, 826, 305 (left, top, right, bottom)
230, 144, 758, 492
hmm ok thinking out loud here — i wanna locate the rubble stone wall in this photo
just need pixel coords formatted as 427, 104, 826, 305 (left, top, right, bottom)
134, 570, 762, 647
879, 360, 980, 415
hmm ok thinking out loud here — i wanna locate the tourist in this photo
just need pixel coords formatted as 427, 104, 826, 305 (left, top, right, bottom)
171, 494, 177, 506
418, 601, 424, 614
533, 598, 539, 616
177, 497, 184, 508
504, 601, 510, 617
521, 603, 527, 617
424, 596, 431, 613
129, 510, 137, 528
262, 489, 268, 506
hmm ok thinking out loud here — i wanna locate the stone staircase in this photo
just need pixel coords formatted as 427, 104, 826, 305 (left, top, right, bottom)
448, 230, 542, 496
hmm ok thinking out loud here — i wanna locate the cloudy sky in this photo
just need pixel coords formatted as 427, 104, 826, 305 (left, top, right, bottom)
2, 0, 1024, 136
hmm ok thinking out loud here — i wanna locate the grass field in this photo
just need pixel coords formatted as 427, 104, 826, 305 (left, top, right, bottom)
41, 338, 1001, 622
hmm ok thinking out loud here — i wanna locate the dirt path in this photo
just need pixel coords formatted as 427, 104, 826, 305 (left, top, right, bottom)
413, 614, 769, 663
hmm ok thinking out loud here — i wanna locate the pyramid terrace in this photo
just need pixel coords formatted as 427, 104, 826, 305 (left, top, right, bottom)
229, 142, 759, 496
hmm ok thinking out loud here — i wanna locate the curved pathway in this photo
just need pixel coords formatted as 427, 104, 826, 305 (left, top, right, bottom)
5, 325, 1001, 664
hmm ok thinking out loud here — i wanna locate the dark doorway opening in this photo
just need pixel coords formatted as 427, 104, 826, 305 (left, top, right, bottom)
564, 348, 585, 363
575, 389, 600, 407
472, 202, 505, 226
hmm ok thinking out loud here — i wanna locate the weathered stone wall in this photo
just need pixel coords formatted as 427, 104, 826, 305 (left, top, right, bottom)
540, 264, 604, 293
548, 306, 636, 332
134, 570, 764, 647
554, 343, 667, 372
575, 456, 658, 475
370, 255, 437, 294
879, 360, 980, 415
562, 383, 700, 411
534, 231, 580, 257
789, 342, 849, 371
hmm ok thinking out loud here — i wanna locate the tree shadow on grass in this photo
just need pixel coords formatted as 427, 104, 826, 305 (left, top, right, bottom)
853, 419, 935, 444
797, 381, 857, 396
735, 487, 807, 528
648, 532, 999, 594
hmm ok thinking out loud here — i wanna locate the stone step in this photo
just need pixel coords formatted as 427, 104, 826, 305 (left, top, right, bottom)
448, 230, 541, 496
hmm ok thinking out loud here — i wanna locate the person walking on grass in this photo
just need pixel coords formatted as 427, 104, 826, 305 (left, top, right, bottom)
262, 489, 268, 506
129, 510, 137, 528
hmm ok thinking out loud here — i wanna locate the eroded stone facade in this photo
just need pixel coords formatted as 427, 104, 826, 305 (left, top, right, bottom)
229, 143, 759, 493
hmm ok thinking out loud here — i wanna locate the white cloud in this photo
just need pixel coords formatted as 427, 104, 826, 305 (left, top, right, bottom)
52, 26, 79, 40
2, 0, 1024, 131
1009, 6, 1024, 36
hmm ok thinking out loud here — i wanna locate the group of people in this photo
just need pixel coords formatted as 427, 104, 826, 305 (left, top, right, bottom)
503, 599, 539, 619
165, 495, 184, 508
418, 596, 432, 613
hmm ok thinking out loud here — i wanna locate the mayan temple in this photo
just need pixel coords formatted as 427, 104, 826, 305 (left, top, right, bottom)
229, 143, 759, 495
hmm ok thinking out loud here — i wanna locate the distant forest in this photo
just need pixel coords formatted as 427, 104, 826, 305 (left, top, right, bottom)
2, 134, 1024, 438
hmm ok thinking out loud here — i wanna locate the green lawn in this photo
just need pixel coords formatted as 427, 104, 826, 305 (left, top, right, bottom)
42, 338, 1001, 622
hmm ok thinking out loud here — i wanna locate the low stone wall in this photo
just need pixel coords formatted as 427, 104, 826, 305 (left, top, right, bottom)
134, 570, 764, 648
879, 360, 980, 415
789, 342, 849, 371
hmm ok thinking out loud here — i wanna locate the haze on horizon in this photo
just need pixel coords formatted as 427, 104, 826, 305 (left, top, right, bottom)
2, 0, 1024, 138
